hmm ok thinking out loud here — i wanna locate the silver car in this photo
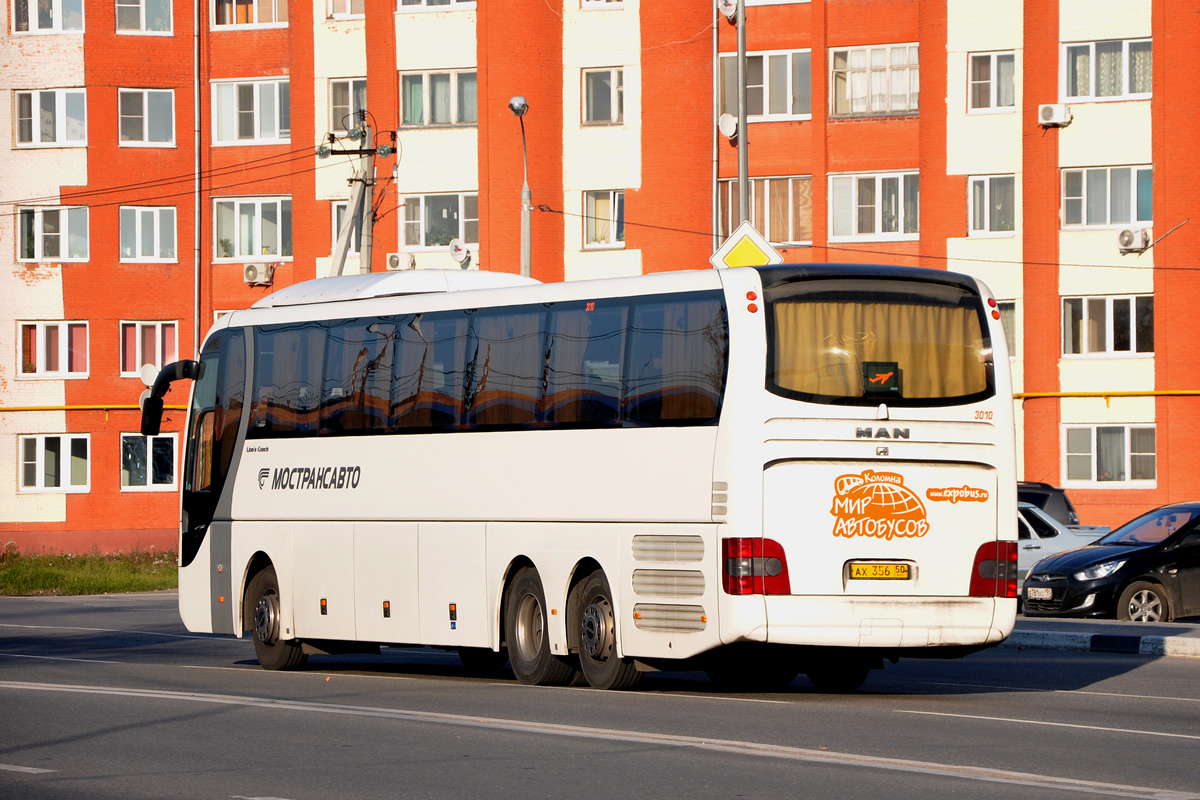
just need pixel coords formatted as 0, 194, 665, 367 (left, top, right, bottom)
1018, 502, 1108, 589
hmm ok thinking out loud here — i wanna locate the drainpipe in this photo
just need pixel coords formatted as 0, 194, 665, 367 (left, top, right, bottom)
193, 0, 202, 357
712, 1, 719, 252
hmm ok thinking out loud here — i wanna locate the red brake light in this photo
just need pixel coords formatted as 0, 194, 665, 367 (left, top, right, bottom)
969, 540, 1017, 598
722, 538, 790, 595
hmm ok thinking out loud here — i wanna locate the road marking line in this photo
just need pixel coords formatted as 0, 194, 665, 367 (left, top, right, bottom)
896, 709, 1200, 741
0, 623, 233, 642
0, 653, 121, 665
504, 682, 793, 705
886, 679, 1200, 705
0, 763, 55, 774
1, 680, 1195, 799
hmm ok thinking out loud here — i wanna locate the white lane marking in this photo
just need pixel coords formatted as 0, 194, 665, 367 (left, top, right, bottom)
504, 681, 793, 705
1, 681, 1195, 799
896, 709, 1200, 741
0, 653, 121, 665
0, 763, 56, 774
0, 623, 232, 642
887, 679, 1200, 705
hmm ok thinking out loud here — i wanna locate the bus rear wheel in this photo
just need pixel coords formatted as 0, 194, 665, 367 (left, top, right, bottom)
247, 566, 307, 671
576, 570, 642, 691
504, 567, 576, 686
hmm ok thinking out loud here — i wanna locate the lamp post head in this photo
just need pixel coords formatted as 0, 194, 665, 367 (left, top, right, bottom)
508, 96, 529, 117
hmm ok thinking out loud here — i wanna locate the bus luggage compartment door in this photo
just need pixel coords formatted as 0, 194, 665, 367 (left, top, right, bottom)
764, 460, 998, 597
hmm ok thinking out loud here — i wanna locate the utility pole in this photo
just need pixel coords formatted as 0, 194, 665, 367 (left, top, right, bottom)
319, 111, 394, 277
735, 0, 748, 223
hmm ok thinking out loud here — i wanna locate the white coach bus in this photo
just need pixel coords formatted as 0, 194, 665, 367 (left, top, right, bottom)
142, 263, 1017, 691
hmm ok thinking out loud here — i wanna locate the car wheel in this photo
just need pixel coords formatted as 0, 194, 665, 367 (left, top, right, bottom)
1116, 581, 1172, 623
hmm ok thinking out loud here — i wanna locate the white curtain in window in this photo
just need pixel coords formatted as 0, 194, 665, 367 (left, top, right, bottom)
1096, 427, 1126, 481
997, 54, 1015, 106
1068, 45, 1090, 96
1129, 41, 1152, 94
1095, 41, 1122, 97
430, 74, 451, 123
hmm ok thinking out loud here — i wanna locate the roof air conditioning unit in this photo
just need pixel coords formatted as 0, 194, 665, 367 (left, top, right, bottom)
1117, 227, 1150, 253
1038, 103, 1072, 127
386, 252, 415, 271
243, 263, 275, 286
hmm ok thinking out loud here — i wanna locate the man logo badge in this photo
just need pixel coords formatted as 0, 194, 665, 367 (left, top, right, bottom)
258, 468, 270, 489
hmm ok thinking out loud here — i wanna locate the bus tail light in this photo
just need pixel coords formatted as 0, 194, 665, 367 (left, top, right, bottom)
722, 538, 791, 595
969, 541, 1017, 598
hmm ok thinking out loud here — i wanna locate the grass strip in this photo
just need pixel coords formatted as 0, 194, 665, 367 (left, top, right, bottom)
0, 543, 177, 596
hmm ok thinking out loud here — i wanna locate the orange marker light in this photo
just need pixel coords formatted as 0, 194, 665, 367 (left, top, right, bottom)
550, 608, 558, 616
748, 303, 759, 313
992, 310, 1001, 320
746, 291, 758, 301
633, 611, 642, 619
218, 596, 225, 603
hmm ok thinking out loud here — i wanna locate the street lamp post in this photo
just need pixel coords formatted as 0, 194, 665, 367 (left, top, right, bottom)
509, 96, 531, 278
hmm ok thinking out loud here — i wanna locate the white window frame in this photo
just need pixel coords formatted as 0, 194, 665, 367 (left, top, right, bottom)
12, 0, 84, 33
968, 175, 1016, 237
830, 43, 919, 116
19, 434, 90, 493
399, 70, 477, 126
120, 432, 178, 491
583, 190, 625, 249
402, 193, 479, 250
1063, 424, 1156, 487
720, 50, 812, 121
15, 89, 87, 147
1062, 39, 1152, 102
828, 171, 919, 241
581, 0, 622, 7
746, 0, 810, 5
398, 0, 476, 10
718, 176, 813, 245
212, 79, 290, 144
1061, 166, 1153, 229
116, 0, 172, 33
1061, 295, 1154, 358
968, 51, 1015, 113
332, 201, 362, 255
214, 197, 292, 261
18, 321, 89, 378
212, 0, 287, 27
582, 67, 623, 125
120, 320, 178, 376
118, 88, 175, 146
17, 207, 89, 261
327, 0, 363, 18
330, 78, 367, 133
119, 206, 177, 262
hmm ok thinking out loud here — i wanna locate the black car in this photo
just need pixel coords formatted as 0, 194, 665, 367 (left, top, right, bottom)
1022, 502, 1200, 622
1017, 481, 1080, 526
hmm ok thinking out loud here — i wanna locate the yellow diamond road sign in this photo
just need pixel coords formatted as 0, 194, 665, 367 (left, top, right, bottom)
710, 221, 784, 269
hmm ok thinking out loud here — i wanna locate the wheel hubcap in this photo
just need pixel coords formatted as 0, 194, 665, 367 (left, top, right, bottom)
255, 592, 280, 644
514, 593, 544, 663
580, 597, 614, 661
1129, 590, 1162, 622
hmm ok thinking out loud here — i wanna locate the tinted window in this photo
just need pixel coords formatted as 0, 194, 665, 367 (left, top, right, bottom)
625, 297, 727, 424
321, 318, 394, 435
249, 322, 325, 437
391, 312, 469, 431
467, 307, 546, 428
545, 303, 626, 426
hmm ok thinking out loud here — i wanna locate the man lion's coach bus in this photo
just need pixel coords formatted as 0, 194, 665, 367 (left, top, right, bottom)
142, 264, 1017, 691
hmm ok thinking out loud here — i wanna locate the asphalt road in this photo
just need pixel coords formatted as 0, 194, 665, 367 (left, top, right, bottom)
1, 593, 1198, 800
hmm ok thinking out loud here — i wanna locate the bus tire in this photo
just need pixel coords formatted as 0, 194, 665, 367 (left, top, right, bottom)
576, 570, 642, 691
505, 567, 576, 686
247, 566, 307, 671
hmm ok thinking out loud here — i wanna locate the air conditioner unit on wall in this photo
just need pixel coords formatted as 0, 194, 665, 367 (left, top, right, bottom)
386, 252, 415, 271
1117, 228, 1150, 253
1038, 103, 1072, 127
243, 263, 275, 286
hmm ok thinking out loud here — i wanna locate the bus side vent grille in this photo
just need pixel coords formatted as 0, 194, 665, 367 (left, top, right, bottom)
632, 603, 707, 632
632, 535, 704, 562
632, 569, 705, 598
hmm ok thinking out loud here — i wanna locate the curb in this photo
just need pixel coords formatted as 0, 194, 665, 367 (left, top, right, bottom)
1001, 630, 1200, 658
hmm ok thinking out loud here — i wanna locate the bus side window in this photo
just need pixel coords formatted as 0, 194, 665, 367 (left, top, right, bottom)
391, 312, 468, 431
251, 322, 325, 437
467, 307, 545, 428
545, 305, 625, 426
321, 317, 395, 435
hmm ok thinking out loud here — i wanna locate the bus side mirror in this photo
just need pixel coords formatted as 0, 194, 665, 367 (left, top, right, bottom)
141, 396, 165, 436
139, 360, 201, 437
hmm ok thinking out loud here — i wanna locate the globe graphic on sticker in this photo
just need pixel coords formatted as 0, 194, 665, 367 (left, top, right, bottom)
843, 479, 926, 520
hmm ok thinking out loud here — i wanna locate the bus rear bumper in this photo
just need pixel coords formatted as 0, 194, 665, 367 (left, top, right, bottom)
762, 595, 1015, 649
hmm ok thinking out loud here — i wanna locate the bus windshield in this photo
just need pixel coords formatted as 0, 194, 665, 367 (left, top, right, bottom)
764, 277, 993, 407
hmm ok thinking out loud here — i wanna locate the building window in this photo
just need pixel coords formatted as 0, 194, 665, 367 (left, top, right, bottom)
214, 0, 287, 25
1064, 40, 1151, 101
403, 193, 478, 249
829, 172, 919, 240
969, 175, 1015, 235
327, 0, 363, 18
1062, 295, 1153, 356
121, 433, 177, 490
1065, 425, 1155, 484
116, 0, 171, 32
400, 70, 477, 126
15, 89, 86, 147
120, 207, 176, 261
718, 176, 813, 245
214, 197, 292, 259
1062, 166, 1152, 228
720, 50, 811, 120
997, 301, 1017, 358
120, 321, 177, 376
19, 321, 88, 377
19, 435, 89, 493
969, 51, 1015, 112
831, 44, 918, 116
582, 0, 621, 7
332, 201, 362, 255
18, 207, 88, 261
583, 68, 623, 124
398, 0, 475, 8
213, 79, 290, 143
13, 0, 83, 32
584, 190, 625, 248
330, 78, 367, 132
119, 89, 174, 145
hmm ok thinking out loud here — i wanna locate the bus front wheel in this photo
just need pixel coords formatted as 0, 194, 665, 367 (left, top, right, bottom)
247, 566, 307, 671
576, 570, 642, 690
504, 567, 576, 686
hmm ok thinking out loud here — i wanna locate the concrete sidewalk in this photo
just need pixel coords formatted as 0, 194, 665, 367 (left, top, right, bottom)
1004, 616, 1200, 658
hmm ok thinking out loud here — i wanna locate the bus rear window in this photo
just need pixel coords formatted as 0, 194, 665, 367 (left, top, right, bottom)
765, 278, 993, 407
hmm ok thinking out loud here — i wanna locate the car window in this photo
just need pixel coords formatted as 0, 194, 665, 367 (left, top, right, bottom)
1021, 508, 1058, 538
1017, 515, 1032, 540
1099, 508, 1199, 546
